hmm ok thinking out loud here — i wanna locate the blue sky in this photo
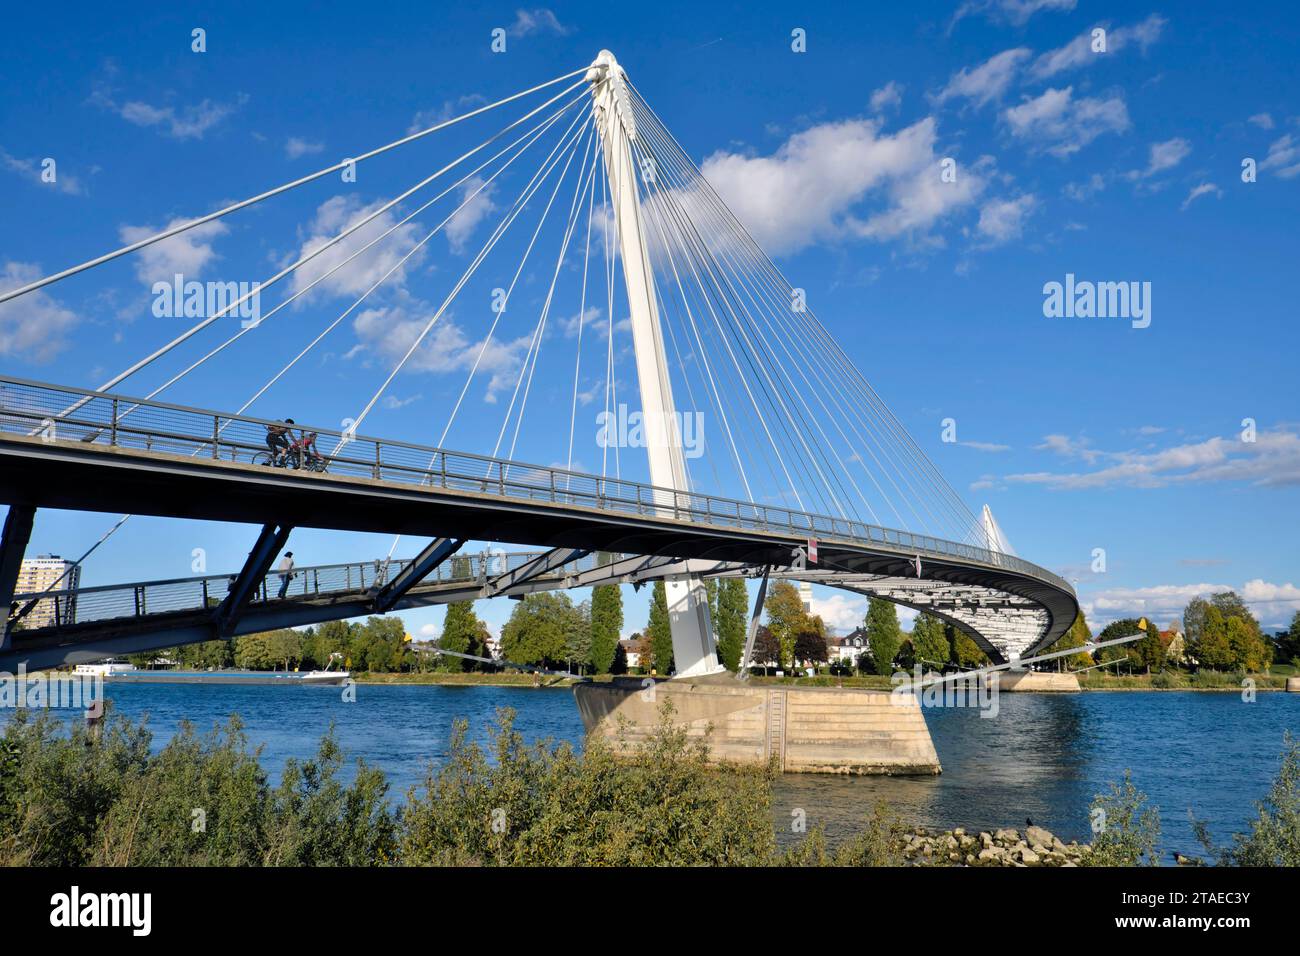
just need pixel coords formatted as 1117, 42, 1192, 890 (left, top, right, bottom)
1, 0, 1297, 642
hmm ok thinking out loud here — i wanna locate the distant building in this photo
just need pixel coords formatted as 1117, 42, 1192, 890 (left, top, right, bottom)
828, 626, 868, 664
15, 554, 80, 628
1160, 628, 1186, 664
798, 580, 813, 614
619, 638, 643, 671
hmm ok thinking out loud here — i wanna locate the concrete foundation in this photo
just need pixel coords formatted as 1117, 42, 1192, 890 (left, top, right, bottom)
997, 670, 1081, 692
1287, 677, 1300, 693
573, 675, 941, 775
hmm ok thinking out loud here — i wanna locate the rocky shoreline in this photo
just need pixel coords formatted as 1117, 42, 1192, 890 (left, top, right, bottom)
901, 825, 1091, 866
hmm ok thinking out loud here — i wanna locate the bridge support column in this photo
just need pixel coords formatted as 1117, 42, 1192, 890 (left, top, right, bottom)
0, 505, 36, 651
588, 50, 721, 679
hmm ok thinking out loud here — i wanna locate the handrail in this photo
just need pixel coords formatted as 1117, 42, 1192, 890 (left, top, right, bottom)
0, 375, 1074, 600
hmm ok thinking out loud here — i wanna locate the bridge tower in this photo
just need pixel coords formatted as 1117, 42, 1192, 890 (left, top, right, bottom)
586, 51, 723, 678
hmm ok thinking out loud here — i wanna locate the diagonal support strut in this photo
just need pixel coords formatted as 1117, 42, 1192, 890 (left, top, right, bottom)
372, 537, 464, 612
213, 523, 292, 637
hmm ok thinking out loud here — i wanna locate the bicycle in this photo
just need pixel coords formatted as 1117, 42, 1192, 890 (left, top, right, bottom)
253, 431, 328, 472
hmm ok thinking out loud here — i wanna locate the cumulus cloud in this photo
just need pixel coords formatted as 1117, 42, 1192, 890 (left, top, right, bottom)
285, 137, 325, 159
444, 176, 498, 254
1248, 113, 1274, 130
1007, 428, 1300, 489
869, 81, 904, 113
934, 49, 1031, 108
117, 218, 228, 284
1127, 137, 1191, 180
1030, 14, 1167, 79
508, 8, 572, 37
92, 82, 245, 140
350, 304, 534, 403
700, 116, 987, 254
809, 592, 867, 635
286, 196, 426, 301
0, 261, 79, 363
1002, 86, 1130, 157
1082, 579, 1300, 630
975, 194, 1037, 244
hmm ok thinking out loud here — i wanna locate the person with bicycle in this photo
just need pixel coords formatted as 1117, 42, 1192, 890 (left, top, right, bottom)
265, 419, 294, 466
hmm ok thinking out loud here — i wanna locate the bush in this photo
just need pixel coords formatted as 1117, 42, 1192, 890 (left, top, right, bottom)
1086, 770, 1161, 866
1194, 734, 1300, 866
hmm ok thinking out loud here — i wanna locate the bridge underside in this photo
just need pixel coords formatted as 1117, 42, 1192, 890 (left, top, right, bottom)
0, 432, 1077, 671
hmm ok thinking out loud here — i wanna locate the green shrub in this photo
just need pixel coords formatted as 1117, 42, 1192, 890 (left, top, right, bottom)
1086, 770, 1161, 866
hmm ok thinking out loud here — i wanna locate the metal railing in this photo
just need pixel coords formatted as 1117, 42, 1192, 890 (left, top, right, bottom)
11, 548, 618, 631
0, 375, 1073, 600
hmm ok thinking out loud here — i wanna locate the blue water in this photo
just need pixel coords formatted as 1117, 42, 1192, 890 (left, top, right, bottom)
21, 683, 1300, 855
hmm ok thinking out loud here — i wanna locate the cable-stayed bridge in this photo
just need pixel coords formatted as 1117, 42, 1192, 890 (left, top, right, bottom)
0, 51, 1077, 679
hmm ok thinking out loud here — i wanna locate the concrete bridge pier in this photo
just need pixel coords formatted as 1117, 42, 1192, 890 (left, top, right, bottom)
573, 675, 941, 775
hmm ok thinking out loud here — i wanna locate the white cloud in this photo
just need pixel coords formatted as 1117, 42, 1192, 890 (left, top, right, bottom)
1128, 137, 1191, 180
1002, 86, 1130, 157
1260, 134, 1300, 179
508, 8, 571, 36
285, 137, 325, 159
1248, 113, 1275, 130
118, 218, 228, 284
444, 176, 498, 254
287, 196, 426, 300
1009, 428, 1300, 489
951, 0, 1076, 29
959, 440, 1012, 452
1031, 14, 1167, 79
100, 94, 243, 140
1180, 182, 1221, 211
0, 261, 79, 363
350, 305, 534, 403
0, 148, 84, 195
870, 81, 904, 113
700, 116, 987, 254
975, 194, 1037, 244
935, 49, 1031, 108
809, 592, 867, 635
1082, 579, 1300, 631
1064, 172, 1106, 201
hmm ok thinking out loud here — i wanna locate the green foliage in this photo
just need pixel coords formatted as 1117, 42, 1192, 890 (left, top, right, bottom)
949, 624, 989, 668
863, 598, 902, 676
910, 613, 950, 668
1183, 592, 1269, 672
0, 708, 394, 867
646, 581, 673, 675
1086, 770, 1161, 866
1044, 612, 1093, 669
439, 600, 482, 672
1194, 734, 1300, 866
500, 592, 584, 668
765, 581, 810, 671
780, 803, 906, 866
400, 704, 777, 865
714, 578, 748, 671
589, 578, 623, 675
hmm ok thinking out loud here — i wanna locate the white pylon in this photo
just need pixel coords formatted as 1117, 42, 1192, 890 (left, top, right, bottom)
586, 50, 723, 678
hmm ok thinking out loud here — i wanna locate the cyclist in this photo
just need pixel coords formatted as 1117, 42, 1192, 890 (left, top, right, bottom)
265, 418, 294, 465
291, 429, 324, 470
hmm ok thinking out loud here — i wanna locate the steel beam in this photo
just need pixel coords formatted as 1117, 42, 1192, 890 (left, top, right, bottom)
0, 505, 36, 651
371, 538, 463, 612
482, 547, 589, 596
212, 523, 291, 637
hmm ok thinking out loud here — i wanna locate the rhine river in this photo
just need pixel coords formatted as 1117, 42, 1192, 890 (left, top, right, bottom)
64, 683, 1300, 854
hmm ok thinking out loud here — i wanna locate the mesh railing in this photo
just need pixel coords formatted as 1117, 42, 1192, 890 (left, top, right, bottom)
11, 548, 620, 630
0, 375, 1073, 607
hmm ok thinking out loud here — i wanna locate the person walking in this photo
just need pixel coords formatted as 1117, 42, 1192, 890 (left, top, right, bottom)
277, 551, 296, 599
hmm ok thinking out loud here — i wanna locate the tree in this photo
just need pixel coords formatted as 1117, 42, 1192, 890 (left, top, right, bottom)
715, 578, 748, 671
609, 641, 628, 675
439, 599, 482, 672
646, 581, 673, 675
1184, 593, 1267, 671
766, 581, 810, 672
1192, 607, 1234, 670
1042, 611, 1093, 670
910, 613, 951, 669
863, 598, 902, 676
501, 592, 577, 667
752, 625, 782, 670
1277, 612, 1300, 666
589, 582, 623, 674
949, 624, 988, 669
1096, 619, 1142, 667
565, 599, 593, 672
793, 622, 828, 669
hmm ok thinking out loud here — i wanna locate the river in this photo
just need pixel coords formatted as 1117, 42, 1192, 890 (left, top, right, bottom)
33, 682, 1300, 855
